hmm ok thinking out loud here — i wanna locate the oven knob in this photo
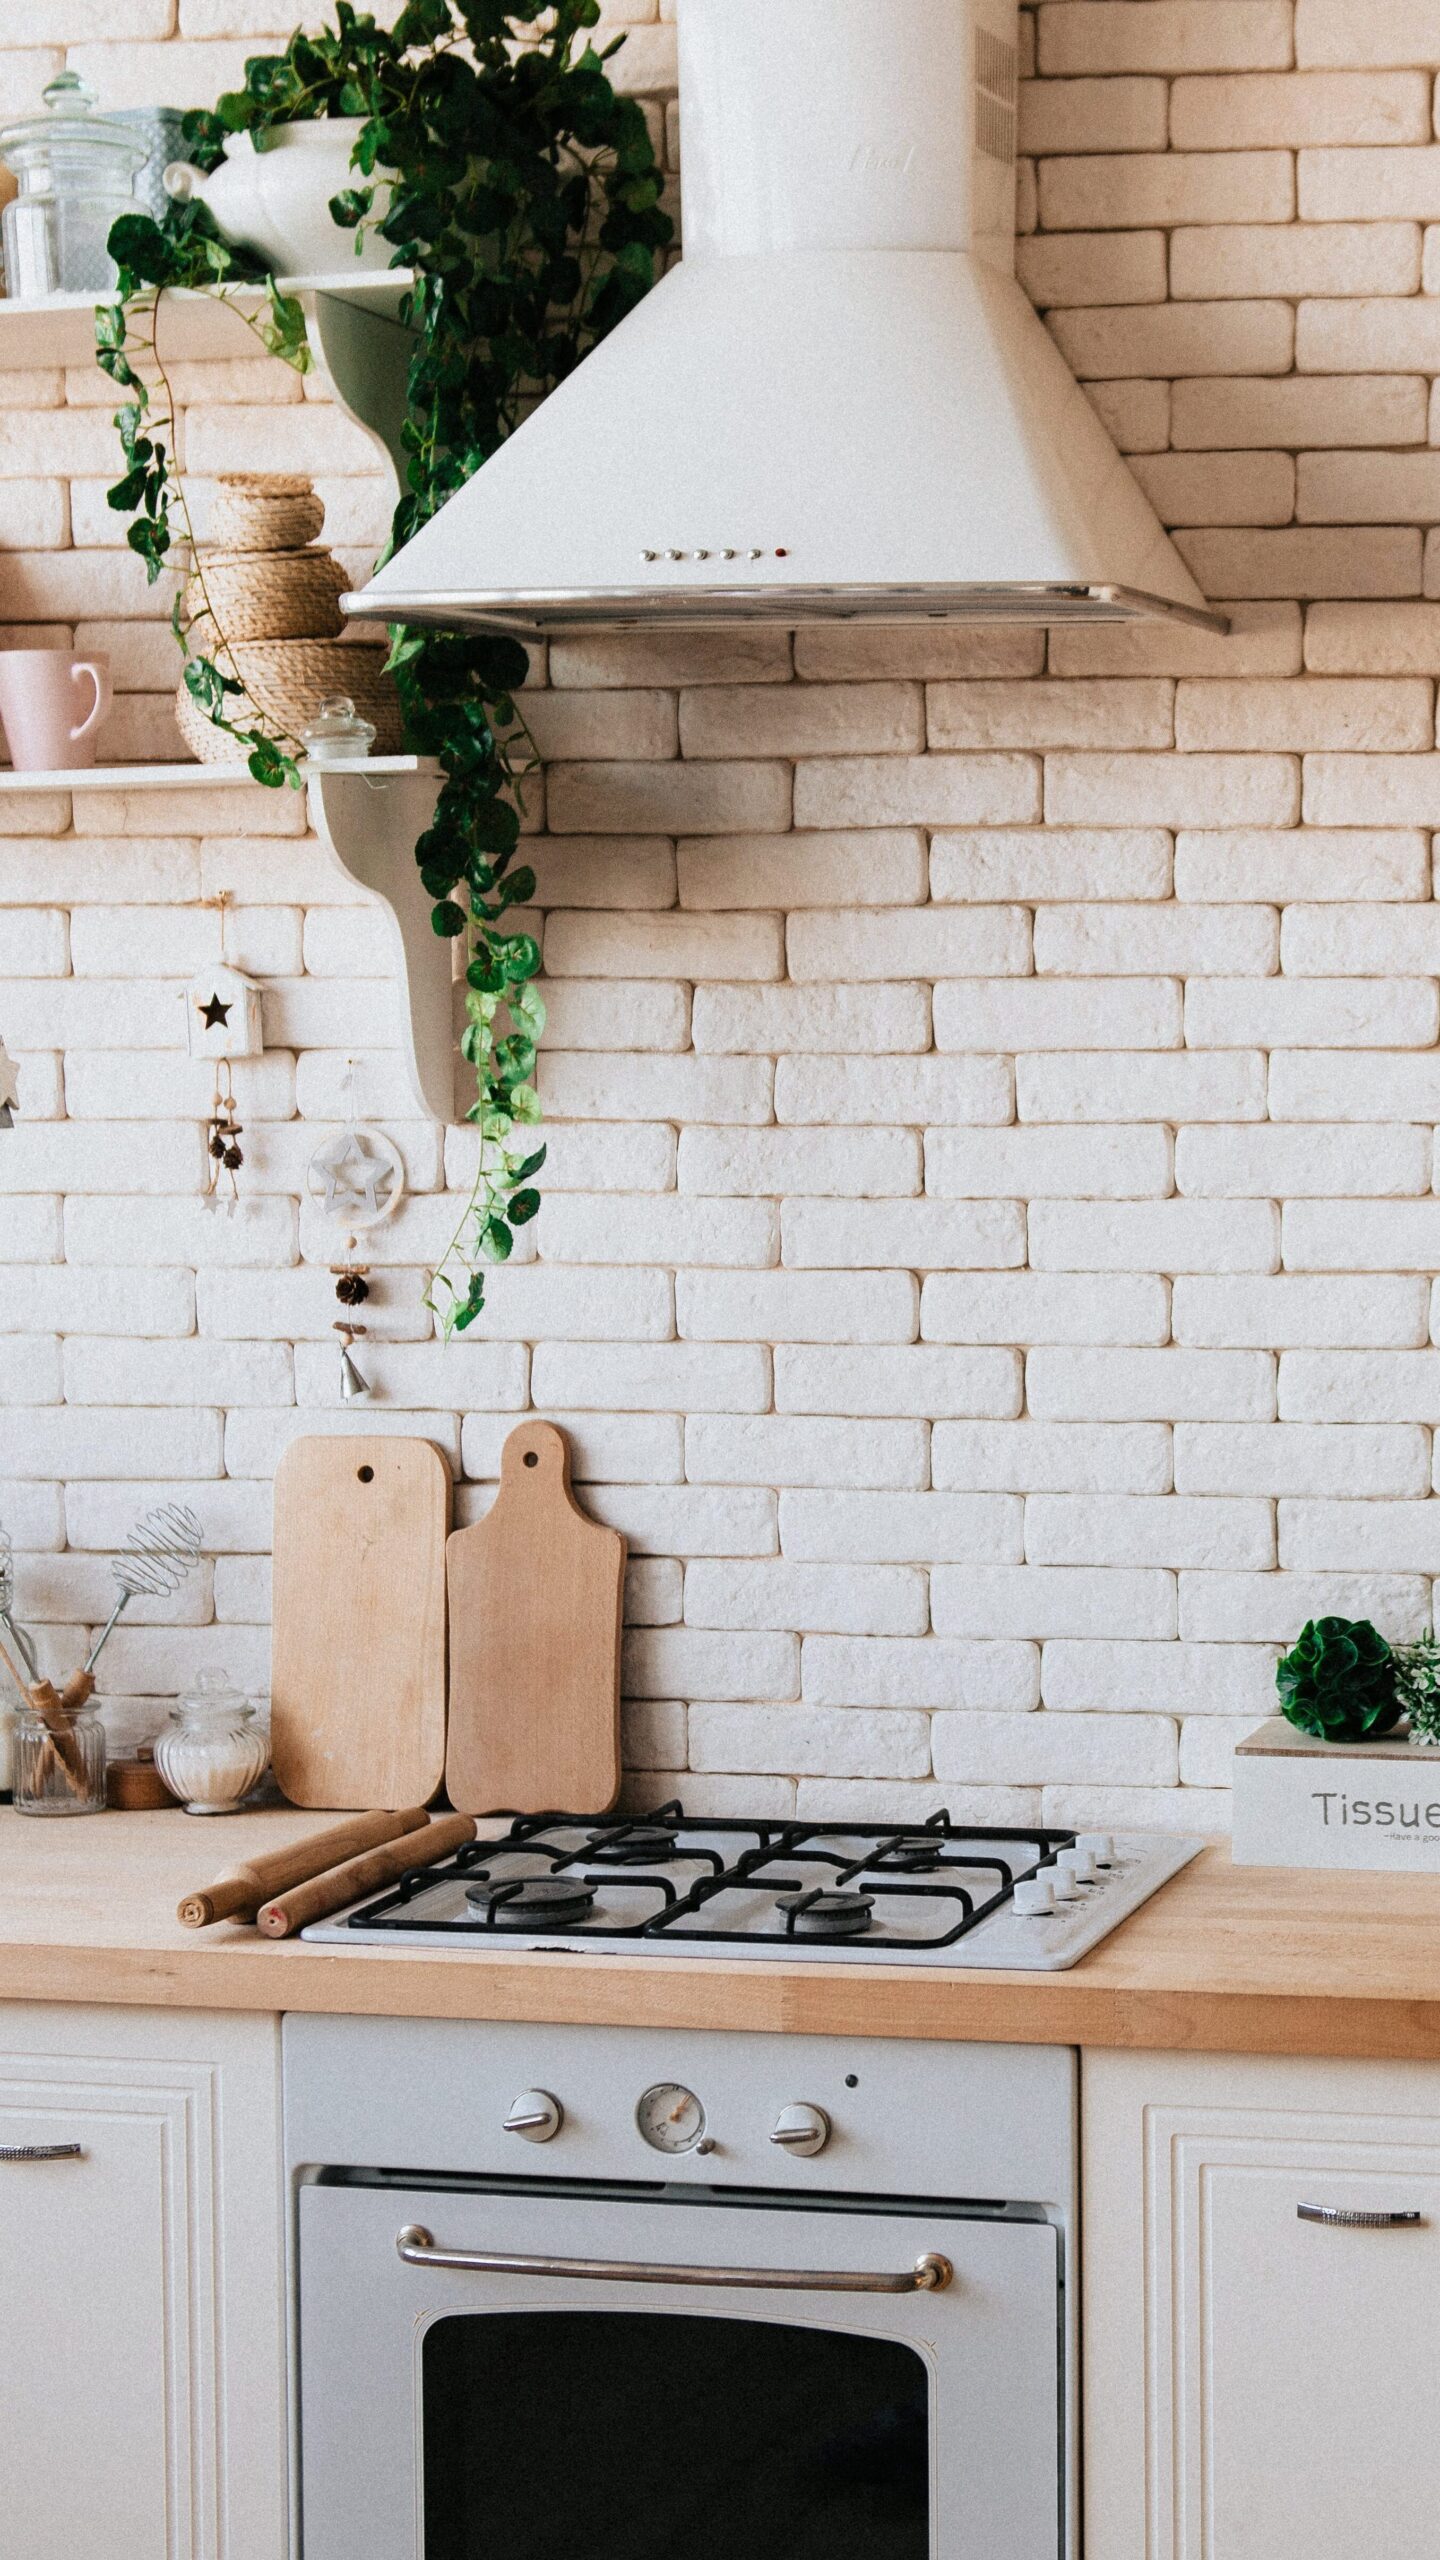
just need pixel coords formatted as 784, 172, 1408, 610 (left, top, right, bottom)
503, 2089, 563, 2143
1078, 1833, 1117, 1866
770, 2103, 830, 2157
1058, 1847, 1099, 1886
1014, 1878, 1055, 1916
1048, 1867, 1083, 1903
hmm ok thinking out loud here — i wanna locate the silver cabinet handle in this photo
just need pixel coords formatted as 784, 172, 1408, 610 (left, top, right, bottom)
1298, 2202, 1424, 2229
0, 2143, 84, 2164
396, 2225, 952, 2294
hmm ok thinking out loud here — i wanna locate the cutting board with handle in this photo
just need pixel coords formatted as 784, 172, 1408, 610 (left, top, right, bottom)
271, 1434, 450, 1809
446, 1419, 626, 1815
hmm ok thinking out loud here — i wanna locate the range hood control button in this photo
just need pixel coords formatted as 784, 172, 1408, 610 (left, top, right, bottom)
503, 2090, 563, 2143
770, 2103, 830, 2157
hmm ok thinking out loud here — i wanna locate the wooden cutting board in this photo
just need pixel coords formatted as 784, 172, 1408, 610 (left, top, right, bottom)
270, 1434, 450, 1810
445, 1420, 626, 1815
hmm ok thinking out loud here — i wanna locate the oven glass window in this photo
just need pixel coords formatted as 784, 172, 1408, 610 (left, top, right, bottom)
422, 2310, 930, 2559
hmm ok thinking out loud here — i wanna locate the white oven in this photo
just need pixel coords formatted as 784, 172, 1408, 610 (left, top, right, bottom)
286, 2016, 1076, 2560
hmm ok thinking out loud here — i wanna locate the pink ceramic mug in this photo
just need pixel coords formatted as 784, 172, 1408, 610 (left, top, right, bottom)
0, 650, 112, 772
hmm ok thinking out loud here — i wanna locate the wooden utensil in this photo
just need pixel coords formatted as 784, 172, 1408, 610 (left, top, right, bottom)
445, 1419, 626, 1816
177, 1805, 428, 1927
255, 1811, 476, 1938
270, 1435, 450, 1810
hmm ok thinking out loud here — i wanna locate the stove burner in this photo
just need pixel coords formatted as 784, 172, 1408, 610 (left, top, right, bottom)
874, 1844, 947, 1873
778, 1888, 876, 1939
584, 1823, 678, 1865
464, 1874, 598, 1929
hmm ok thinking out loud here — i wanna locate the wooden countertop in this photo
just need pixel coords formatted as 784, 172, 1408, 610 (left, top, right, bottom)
3, 1808, 1440, 2059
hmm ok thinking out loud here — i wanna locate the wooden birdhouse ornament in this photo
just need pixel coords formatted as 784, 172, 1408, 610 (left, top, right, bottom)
186, 966, 262, 1061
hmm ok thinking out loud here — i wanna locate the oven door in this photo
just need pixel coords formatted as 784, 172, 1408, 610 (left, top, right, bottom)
297, 2181, 1061, 2559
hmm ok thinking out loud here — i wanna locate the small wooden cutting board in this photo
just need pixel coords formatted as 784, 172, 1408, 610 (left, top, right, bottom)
445, 1420, 626, 1815
270, 1434, 450, 1810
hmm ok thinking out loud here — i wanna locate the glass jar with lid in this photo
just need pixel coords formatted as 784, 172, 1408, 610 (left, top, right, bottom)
154, 1670, 269, 1814
302, 694, 377, 765
0, 72, 148, 299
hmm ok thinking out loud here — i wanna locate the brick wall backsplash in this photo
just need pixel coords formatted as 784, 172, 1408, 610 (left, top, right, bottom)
8, 1, 1440, 1830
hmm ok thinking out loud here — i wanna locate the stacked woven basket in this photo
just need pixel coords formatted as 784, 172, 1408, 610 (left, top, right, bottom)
176, 473, 403, 763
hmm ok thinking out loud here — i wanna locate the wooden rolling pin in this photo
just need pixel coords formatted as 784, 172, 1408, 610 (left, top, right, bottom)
177, 1806, 429, 1928
256, 1813, 476, 1939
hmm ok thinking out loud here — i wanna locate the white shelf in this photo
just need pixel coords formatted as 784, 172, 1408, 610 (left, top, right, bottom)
0, 271, 416, 368
0, 755, 437, 792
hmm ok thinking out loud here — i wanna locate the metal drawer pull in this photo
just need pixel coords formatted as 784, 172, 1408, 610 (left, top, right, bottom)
1297, 2203, 1423, 2229
0, 2143, 84, 2164
397, 2225, 952, 2293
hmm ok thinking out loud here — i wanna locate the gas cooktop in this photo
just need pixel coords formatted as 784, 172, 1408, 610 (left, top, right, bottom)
301, 1804, 1203, 1970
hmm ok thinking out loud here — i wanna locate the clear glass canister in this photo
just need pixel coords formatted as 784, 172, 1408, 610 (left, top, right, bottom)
154, 1670, 269, 1814
0, 72, 147, 299
12, 1697, 107, 1816
302, 693, 377, 765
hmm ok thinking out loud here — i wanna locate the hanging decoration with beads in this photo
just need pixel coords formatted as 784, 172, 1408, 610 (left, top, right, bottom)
332, 1265, 371, 1403
204, 1065, 245, 1207
0, 1037, 19, 1131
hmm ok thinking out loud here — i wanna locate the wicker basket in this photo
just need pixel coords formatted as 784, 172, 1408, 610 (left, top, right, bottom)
175, 637, 404, 765
184, 549, 348, 643
207, 474, 326, 554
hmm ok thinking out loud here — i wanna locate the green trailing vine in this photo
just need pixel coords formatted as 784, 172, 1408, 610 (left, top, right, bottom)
98, 0, 670, 1328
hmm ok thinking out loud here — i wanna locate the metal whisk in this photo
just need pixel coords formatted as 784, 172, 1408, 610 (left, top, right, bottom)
83, 1502, 204, 1673
0, 1522, 38, 1681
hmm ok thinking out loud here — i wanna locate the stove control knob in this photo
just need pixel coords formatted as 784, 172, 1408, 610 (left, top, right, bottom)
1058, 1847, 1099, 1886
1077, 1833, 1117, 1867
1013, 1878, 1055, 1916
503, 2089, 563, 2143
770, 2103, 830, 2157
1048, 1867, 1083, 1903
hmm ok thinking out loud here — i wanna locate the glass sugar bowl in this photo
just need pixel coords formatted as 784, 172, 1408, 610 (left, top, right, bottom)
301, 693, 376, 765
0, 72, 147, 298
154, 1671, 269, 1815
12, 1696, 107, 1816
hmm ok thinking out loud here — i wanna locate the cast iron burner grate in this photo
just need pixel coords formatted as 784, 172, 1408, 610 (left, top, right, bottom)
345, 1804, 1079, 1952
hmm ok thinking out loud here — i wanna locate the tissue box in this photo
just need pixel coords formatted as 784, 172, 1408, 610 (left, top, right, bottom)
1233, 1718, 1440, 1871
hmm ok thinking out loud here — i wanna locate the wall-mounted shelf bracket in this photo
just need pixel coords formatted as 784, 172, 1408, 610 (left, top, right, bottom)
306, 762, 452, 1123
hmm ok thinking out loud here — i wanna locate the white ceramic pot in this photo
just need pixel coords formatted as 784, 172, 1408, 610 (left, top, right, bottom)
163, 118, 393, 278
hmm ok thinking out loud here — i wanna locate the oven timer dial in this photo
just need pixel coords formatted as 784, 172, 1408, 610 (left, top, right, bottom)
636, 2082, 713, 2154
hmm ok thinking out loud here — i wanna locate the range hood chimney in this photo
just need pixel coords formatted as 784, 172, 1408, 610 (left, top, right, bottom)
343, 0, 1223, 639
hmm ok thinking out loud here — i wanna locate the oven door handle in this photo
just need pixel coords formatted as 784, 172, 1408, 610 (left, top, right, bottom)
396, 2224, 953, 2294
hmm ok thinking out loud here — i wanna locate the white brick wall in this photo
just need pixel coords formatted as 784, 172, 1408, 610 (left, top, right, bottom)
12, 1, 1440, 1827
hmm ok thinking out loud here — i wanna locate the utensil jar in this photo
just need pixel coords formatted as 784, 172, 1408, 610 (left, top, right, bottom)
12, 1698, 107, 1815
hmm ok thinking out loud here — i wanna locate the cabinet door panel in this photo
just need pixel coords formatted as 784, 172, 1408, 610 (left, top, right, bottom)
1084, 2051, 1440, 2560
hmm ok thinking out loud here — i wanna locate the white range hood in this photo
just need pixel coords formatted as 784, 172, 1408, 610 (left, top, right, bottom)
343, 0, 1222, 639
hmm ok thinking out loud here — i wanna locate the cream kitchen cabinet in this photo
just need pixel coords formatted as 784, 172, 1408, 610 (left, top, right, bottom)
1084, 2049, 1440, 2560
0, 2003, 288, 2560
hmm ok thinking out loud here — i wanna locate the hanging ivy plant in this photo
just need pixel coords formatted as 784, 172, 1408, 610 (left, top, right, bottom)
99, 0, 670, 1328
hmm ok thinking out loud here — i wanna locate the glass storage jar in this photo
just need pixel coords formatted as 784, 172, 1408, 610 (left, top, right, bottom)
0, 72, 147, 299
154, 1671, 269, 1814
12, 1696, 107, 1816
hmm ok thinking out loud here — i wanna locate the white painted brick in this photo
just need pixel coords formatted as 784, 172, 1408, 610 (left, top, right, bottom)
538, 1053, 772, 1123
680, 684, 922, 758
531, 979, 691, 1055
685, 1561, 928, 1636
461, 1412, 679, 1486
521, 689, 677, 761
0, 840, 199, 906
934, 978, 1181, 1050
538, 1192, 777, 1268
443, 1266, 672, 1343
1026, 1494, 1273, 1569
622, 1627, 796, 1702
1297, 1, 1440, 67
774, 1054, 1012, 1127
934, 1709, 1177, 1786
689, 1704, 930, 1779
927, 680, 1173, 750
531, 837, 675, 910
685, 1415, 927, 1489
1036, 902, 1277, 975
0, 1486, 65, 1552
678, 1269, 917, 1345
530, 1343, 768, 1413
578, 1484, 777, 1558
0, 1199, 61, 1263
1179, 1122, 1429, 1197
795, 630, 1045, 681
1280, 1350, 1440, 1421
779, 1489, 1023, 1563
1279, 1500, 1440, 1570
787, 905, 1031, 980
228, 1410, 464, 1477
1131, 451, 1295, 527
1176, 827, 1428, 901
0, 1265, 192, 1337
547, 762, 790, 835
63, 1336, 290, 1409
0, 910, 67, 976
1176, 1275, 1428, 1349
679, 1127, 919, 1198
1174, 1421, 1430, 1496
693, 983, 930, 1054
1185, 976, 1440, 1046
66, 1050, 294, 1124
1051, 602, 1303, 678
793, 756, 1041, 829
67, 905, 219, 978
1046, 751, 1299, 827
1017, 1051, 1265, 1123
781, 1199, 1024, 1272
1028, 1348, 1275, 1422
802, 1636, 1039, 1710
292, 1340, 527, 1414
1018, 228, 1168, 307
0, 1336, 60, 1403
1043, 1639, 1280, 1714
1019, 74, 1168, 155
1275, 1055, 1440, 1134
677, 831, 926, 909
213, 1558, 271, 1624
922, 1273, 1169, 1346
0, 1121, 202, 1195
1040, 5, 1294, 75
1307, 602, 1440, 674
1170, 222, 1422, 299
932, 1564, 1177, 1640
1179, 1570, 1433, 1642
197, 1267, 431, 1345
773, 1344, 1022, 1418
927, 1126, 1171, 1198
796, 1778, 1041, 1823
1039, 150, 1294, 230
65, 1194, 296, 1270
624, 1700, 687, 1765
1304, 754, 1440, 825
1179, 1716, 1258, 1787
1052, 299, 1294, 382
930, 828, 1171, 903
933, 1421, 1173, 1493
1045, 1782, 1230, 1831
1283, 903, 1440, 974
5, 1408, 221, 1480
542, 911, 781, 980
1284, 1200, 1440, 1270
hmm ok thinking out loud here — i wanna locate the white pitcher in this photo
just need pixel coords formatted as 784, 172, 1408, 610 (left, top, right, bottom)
163, 119, 393, 278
